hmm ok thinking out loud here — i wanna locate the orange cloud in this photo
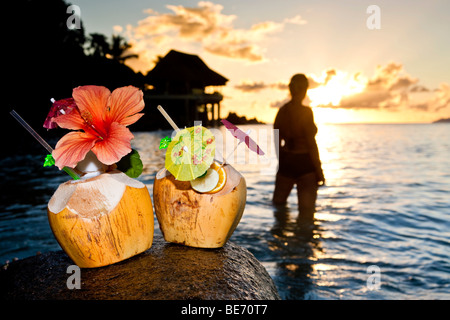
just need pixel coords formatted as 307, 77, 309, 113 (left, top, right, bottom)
338, 62, 450, 111
235, 62, 449, 115
310, 62, 449, 113
234, 80, 288, 92
284, 15, 308, 25
420, 83, 450, 112
123, 1, 306, 66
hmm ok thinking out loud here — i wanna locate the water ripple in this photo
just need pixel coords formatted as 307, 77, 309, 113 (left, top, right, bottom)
1, 124, 449, 299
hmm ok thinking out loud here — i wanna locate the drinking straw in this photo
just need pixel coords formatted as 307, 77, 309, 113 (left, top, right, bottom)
157, 105, 180, 132
10, 110, 80, 180
156, 105, 225, 163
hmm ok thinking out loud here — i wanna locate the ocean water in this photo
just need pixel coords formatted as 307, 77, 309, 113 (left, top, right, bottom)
1, 123, 449, 299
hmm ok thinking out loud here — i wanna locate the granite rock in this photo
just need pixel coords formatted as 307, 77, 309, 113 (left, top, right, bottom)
0, 236, 280, 300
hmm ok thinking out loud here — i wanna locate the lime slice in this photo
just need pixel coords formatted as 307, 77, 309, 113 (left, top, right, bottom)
190, 168, 219, 193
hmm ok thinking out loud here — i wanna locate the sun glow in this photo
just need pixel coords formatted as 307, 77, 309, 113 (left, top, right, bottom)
313, 107, 356, 124
307, 71, 366, 108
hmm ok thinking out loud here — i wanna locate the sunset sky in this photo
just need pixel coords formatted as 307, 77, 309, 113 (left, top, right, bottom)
70, 0, 450, 124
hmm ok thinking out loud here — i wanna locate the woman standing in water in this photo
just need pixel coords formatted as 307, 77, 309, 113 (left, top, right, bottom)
273, 74, 325, 223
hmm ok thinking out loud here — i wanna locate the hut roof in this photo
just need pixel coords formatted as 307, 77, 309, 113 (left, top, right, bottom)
146, 50, 228, 87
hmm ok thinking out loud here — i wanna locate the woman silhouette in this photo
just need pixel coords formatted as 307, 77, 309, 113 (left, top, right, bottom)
273, 74, 324, 223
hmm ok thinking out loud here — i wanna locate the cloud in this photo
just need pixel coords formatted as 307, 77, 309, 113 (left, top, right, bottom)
270, 97, 290, 109
204, 44, 264, 61
314, 62, 449, 113
420, 83, 450, 112
284, 15, 308, 25
234, 74, 322, 93
339, 90, 391, 109
305, 76, 322, 89
123, 1, 306, 67
234, 81, 269, 92
236, 62, 449, 114
410, 85, 430, 92
324, 69, 337, 85
113, 25, 123, 33
338, 62, 420, 110
234, 80, 288, 92
366, 62, 418, 91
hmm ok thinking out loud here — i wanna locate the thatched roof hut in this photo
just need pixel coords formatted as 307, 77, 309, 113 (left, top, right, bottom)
145, 50, 228, 128
146, 50, 228, 94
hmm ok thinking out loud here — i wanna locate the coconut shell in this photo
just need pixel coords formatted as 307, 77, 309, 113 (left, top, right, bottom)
47, 171, 154, 268
153, 164, 246, 248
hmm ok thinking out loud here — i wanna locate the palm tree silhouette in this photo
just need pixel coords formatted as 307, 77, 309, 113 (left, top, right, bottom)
87, 33, 138, 63
109, 35, 139, 63
88, 33, 110, 59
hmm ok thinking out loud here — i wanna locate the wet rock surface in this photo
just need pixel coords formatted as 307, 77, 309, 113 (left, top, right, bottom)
0, 236, 280, 300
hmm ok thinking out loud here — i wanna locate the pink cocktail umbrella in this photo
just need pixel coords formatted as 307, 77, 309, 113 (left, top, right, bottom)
221, 119, 265, 162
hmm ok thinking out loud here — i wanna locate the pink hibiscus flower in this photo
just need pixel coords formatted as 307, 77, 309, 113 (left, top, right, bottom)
48, 85, 144, 169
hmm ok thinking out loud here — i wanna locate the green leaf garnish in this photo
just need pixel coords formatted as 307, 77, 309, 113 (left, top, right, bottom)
159, 136, 172, 149
43, 154, 55, 167
43, 154, 80, 180
116, 149, 143, 178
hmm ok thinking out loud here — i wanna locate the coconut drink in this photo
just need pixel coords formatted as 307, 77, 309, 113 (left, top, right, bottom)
47, 166, 153, 268
153, 107, 261, 248
46, 147, 154, 268
13, 85, 154, 268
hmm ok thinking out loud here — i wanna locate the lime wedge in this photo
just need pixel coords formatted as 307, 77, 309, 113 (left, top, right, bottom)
190, 168, 219, 193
